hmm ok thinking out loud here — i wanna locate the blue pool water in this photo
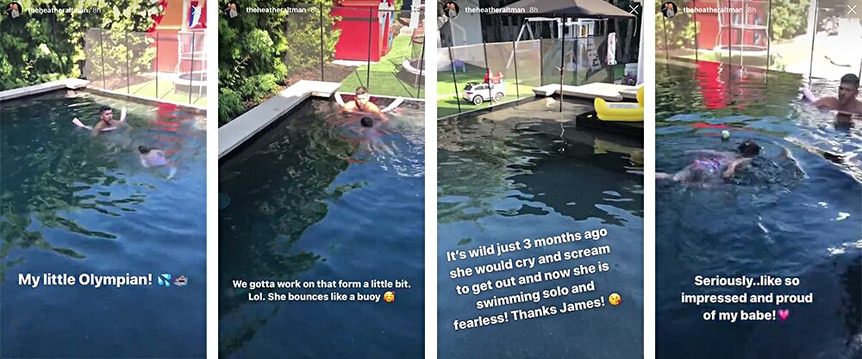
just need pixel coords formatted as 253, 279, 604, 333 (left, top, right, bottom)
218, 99, 425, 358
656, 62, 862, 358
0, 91, 207, 358
437, 110, 644, 358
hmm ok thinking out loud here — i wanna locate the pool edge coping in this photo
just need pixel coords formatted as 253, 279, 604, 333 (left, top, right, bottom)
218, 80, 341, 159
0, 78, 89, 101
84, 87, 207, 114
0, 78, 207, 114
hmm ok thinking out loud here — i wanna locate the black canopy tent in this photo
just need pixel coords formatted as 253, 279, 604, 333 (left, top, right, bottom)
506, 0, 636, 112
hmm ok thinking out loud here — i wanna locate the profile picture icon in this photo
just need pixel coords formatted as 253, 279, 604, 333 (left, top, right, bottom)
662, 2, 677, 19
225, 1, 238, 18
443, 1, 459, 19
6, 2, 22, 18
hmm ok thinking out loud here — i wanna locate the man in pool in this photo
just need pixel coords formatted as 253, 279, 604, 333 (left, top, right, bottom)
802, 73, 862, 117
341, 86, 388, 121
86, 106, 127, 137
656, 139, 762, 186
138, 145, 177, 179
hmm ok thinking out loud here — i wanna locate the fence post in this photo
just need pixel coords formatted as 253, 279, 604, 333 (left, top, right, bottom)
482, 39, 492, 110
808, 5, 819, 81
417, 26, 424, 98
100, 29, 106, 89
320, 3, 325, 81
156, 33, 159, 98
189, 33, 195, 104
126, 31, 130, 93
559, 33, 565, 113
367, 6, 372, 89
511, 37, 519, 99
448, 21, 461, 114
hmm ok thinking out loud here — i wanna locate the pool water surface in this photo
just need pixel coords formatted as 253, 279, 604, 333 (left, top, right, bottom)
0, 91, 207, 358
656, 62, 862, 358
437, 112, 644, 358
218, 99, 425, 358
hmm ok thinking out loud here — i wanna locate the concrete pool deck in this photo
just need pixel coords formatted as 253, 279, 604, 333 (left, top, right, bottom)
219, 80, 341, 159
0, 78, 207, 116
0, 78, 89, 101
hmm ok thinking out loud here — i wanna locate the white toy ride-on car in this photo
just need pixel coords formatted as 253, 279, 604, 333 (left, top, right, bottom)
462, 82, 505, 105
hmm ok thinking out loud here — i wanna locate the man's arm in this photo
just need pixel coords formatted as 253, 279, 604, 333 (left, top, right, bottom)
723, 158, 752, 178
90, 121, 105, 137
685, 149, 733, 158
341, 101, 357, 112
812, 97, 837, 109
367, 102, 388, 121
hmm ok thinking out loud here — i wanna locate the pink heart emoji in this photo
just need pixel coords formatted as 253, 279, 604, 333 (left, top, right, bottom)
778, 309, 790, 321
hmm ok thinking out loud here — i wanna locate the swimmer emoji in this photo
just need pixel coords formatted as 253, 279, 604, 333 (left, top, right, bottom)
608, 293, 621, 306
383, 291, 395, 303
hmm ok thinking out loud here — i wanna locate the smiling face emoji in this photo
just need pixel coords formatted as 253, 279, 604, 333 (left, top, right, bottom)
383, 291, 395, 303
608, 293, 621, 306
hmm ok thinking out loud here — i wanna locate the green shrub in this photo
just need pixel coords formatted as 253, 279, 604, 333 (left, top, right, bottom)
0, 0, 157, 91
218, 88, 245, 126
218, 0, 340, 124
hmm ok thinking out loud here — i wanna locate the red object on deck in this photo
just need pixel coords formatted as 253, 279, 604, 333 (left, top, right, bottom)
146, 0, 208, 73
331, 0, 394, 62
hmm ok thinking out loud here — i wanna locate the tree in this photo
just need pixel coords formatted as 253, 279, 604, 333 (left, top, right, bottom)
0, 0, 158, 91
217, 0, 339, 125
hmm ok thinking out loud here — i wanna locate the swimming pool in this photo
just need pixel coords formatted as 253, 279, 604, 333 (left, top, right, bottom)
218, 99, 425, 358
437, 102, 644, 358
656, 62, 862, 358
0, 91, 207, 358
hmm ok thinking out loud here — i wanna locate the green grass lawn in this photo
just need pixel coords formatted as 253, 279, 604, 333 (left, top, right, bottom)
436, 64, 535, 118
436, 64, 627, 118
338, 35, 424, 98
120, 79, 207, 106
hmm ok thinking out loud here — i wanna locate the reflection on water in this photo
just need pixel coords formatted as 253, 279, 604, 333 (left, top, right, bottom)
656, 63, 862, 358
437, 114, 643, 358
439, 117, 643, 224
0, 92, 207, 358
219, 100, 425, 358
0, 93, 202, 279
657, 62, 862, 182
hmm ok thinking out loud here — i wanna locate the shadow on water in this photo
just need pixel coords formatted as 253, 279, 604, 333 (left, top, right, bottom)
656, 63, 862, 358
219, 100, 412, 356
438, 116, 644, 225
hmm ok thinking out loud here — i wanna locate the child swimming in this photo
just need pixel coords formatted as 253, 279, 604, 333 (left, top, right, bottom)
138, 145, 177, 179
354, 117, 394, 156
656, 139, 762, 186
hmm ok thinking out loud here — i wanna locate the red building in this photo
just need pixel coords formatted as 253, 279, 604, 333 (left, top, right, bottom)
331, 0, 396, 62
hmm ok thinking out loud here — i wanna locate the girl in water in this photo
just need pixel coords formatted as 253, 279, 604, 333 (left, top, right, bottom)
138, 145, 177, 179
656, 139, 762, 186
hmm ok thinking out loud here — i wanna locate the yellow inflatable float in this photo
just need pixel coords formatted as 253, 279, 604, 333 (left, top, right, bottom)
594, 85, 644, 122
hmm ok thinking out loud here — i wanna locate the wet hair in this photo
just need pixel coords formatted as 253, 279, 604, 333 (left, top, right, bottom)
100, 105, 112, 114
737, 139, 761, 157
138, 145, 151, 154
355, 86, 368, 95
840, 74, 859, 88
360, 117, 374, 127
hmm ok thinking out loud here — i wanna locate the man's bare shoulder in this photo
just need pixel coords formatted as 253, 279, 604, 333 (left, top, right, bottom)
342, 101, 358, 111
851, 99, 862, 115
814, 97, 839, 108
